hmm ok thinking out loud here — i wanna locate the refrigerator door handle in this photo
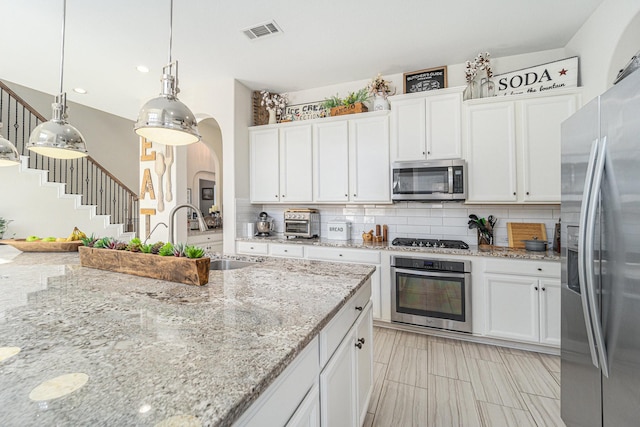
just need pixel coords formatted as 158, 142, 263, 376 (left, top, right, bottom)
585, 136, 610, 378
578, 138, 601, 368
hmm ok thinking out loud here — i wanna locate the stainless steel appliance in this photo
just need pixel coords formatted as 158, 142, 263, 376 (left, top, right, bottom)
255, 212, 274, 236
560, 69, 640, 426
391, 237, 469, 249
284, 208, 319, 239
391, 159, 466, 201
391, 255, 472, 333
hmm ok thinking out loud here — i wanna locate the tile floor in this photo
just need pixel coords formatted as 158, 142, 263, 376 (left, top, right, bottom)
364, 327, 565, 427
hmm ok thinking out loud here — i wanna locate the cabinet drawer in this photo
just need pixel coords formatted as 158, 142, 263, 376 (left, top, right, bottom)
484, 259, 560, 278
270, 244, 305, 258
306, 246, 380, 264
236, 241, 269, 255
320, 280, 371, 367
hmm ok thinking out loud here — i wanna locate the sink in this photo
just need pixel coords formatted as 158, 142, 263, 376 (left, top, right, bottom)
209, 259, 256, 271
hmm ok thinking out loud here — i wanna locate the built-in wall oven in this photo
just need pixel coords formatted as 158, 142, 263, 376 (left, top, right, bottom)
391, 255, 472, 333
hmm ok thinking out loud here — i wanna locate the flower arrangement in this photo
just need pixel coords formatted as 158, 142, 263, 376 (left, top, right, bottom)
260, 90, 289, 115
465, 52, 492, 83
464, 60, 478, 84
367, 73, 395, 97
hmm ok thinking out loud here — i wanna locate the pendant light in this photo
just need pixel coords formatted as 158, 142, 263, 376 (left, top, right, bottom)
27, 0, 88, 160
0, 123, 20, 167
134, 0, 200, 146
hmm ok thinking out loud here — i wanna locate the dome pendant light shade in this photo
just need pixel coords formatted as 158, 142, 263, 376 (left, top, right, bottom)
0, 137, 20, 166
134, 0, 200, 146
27, 0, 88, 160
28, 94, 88, 159
134, 68, 200, 145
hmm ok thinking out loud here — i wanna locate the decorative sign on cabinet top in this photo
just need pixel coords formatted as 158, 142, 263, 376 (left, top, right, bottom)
493, 57, 578, 97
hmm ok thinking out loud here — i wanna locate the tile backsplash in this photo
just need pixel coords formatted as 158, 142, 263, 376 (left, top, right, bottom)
235, 199, 560, 247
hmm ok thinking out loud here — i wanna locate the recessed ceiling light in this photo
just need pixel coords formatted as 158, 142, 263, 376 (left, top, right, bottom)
73, 88, 87, 94
137, 65, 150, 73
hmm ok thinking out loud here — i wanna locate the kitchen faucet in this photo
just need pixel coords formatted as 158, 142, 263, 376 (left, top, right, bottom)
168, 203, 208, 244
144, 222, 168, 245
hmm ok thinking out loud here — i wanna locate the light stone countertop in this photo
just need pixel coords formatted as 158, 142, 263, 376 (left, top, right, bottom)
0, 246, 374, 426
236, 236, 560, 261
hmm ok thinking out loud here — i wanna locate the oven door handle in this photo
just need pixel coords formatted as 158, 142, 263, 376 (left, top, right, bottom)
392, 267, 467, 279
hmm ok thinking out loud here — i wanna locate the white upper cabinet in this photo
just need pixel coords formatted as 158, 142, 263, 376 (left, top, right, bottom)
389, 88, 463, 161
465, 89, 580, 204
349, 115, 390, 202
313, 121, 350, 202
250, 128, 280, 203
280, 125, 313, 202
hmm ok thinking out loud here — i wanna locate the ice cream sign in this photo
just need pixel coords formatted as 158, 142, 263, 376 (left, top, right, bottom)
493, 56, 578, 96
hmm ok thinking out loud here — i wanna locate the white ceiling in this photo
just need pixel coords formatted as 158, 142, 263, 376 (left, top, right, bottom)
1, 0, 603, 120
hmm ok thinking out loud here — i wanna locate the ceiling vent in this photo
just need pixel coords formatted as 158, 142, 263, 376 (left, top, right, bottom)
243, 20, 282, 40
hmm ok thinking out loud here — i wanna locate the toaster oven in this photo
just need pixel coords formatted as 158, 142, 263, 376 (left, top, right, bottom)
284, 209, 320, 239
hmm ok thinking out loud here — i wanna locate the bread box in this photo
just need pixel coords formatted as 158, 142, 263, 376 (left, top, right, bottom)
327, 220, 351, 240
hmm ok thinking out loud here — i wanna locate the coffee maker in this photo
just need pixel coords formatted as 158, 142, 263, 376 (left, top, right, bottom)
255, 212, 274, 236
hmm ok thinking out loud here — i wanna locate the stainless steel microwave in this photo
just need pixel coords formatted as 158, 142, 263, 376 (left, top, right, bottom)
391, 159, 467, 201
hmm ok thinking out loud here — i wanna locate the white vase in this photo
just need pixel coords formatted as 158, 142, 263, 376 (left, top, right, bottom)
373, 93, 389, 111
268, 110, 277, 124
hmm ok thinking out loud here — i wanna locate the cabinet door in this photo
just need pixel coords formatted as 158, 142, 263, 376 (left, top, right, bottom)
519, 95, 578, 202
355, 303, 373, 427
485, 274, 539, 343
313, 121, 350, 202
320, 328, 356, 427
390, 98, 426, 161
466, 102, 517, 202
250, 128, 280, 203
426, 92, 462, 159
280, 126, 313, 202
349, 116, 390, 203
287, 383, 320, 427
539, 278, 561, 346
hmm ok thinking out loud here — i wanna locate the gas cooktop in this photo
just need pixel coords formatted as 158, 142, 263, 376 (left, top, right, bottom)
391, 238, 470, 250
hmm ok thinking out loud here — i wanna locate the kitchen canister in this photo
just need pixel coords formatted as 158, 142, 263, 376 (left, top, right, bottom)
246, 222, 255, 237
327, 220, 351, 240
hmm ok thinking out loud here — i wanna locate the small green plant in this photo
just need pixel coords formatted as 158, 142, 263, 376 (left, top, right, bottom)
172, 243, 186, 257
342, 88, 369, 105
126, 237, 143, 252
81, 233, 98, 247
158, 242, 174, 256
185, 245, 205, 259
141, 243, 153, 253
321, 93, 343, 110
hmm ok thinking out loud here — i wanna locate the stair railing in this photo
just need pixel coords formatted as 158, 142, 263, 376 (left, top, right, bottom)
0, 80, 139, 235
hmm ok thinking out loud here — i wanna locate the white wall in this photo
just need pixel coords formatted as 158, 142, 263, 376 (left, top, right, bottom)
1, 79, 139, 191
566, 0, 640, 101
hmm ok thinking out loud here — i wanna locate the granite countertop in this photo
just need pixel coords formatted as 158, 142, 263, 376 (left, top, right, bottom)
236, 236, 560, 261
0, 247, 374, 426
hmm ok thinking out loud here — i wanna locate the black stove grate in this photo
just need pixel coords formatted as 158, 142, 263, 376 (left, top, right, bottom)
391, 238, 469, 250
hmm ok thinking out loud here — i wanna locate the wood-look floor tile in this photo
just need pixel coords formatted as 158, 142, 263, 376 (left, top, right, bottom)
522, 393, 566, 427
477, 401, 537, 427
373, 380, 415, 427
538, 353, 561, 373
497, 346, 540, 358
395, 330, 429, 349
501, 354, 560, 399
428, 341, 470, 382
414, 348, 430, 389
363, 412, 374, 427
461, 341, 503, 363
373, 328, 397, 363
427, 375, 482, 427
427, 334, 463, 346
550, 370, 561, 386
466, 358, 526, 409
368, 362, 387, 414
387, 346, 419, 386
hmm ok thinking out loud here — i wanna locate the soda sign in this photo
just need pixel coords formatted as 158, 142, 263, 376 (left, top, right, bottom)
492, 57, 578, 96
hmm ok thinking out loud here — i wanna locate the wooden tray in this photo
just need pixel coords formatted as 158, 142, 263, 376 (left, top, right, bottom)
0, 239, 83, 252
507, 223, 547, 249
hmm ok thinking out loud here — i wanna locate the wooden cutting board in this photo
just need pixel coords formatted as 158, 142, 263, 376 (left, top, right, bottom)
507, 223, 547, 249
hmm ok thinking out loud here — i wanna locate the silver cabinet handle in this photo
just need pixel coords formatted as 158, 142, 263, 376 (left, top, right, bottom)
578, 138, 600, 369
448, 166, 454, 194
585, 136, 609, 378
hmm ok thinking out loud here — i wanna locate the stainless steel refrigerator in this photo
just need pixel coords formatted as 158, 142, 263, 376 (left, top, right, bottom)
561, 69, 640, 426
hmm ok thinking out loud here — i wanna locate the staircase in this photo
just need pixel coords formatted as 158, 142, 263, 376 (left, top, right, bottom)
0, 80, 138, 240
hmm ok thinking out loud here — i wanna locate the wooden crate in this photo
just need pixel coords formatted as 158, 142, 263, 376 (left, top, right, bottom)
79, 246, 210, 286
330, 102, 368, 116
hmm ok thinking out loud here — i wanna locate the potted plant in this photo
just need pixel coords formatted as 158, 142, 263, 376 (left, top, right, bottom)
260, 90, 289, 124
321, 88, 370, 116
367, 73, 395, 111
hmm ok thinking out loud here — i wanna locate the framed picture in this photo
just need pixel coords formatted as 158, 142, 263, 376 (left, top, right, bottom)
201, 187, 214, 200
403, 66, 448, 93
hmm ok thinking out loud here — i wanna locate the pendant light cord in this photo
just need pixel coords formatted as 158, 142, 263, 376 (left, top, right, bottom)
59, 0, 67, 96
168, 0, 173, 65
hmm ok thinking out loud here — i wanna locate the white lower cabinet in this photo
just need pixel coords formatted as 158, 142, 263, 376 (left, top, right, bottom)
186, 233, 223, 253
287, 383, 320, 427
320, 302, 373, 427
484, 259, 561, 346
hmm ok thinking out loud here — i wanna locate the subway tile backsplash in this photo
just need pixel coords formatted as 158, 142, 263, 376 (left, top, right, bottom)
235, 199, 560, 246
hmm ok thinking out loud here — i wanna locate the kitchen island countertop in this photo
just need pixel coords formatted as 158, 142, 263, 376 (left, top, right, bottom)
0, 246, 374, 426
